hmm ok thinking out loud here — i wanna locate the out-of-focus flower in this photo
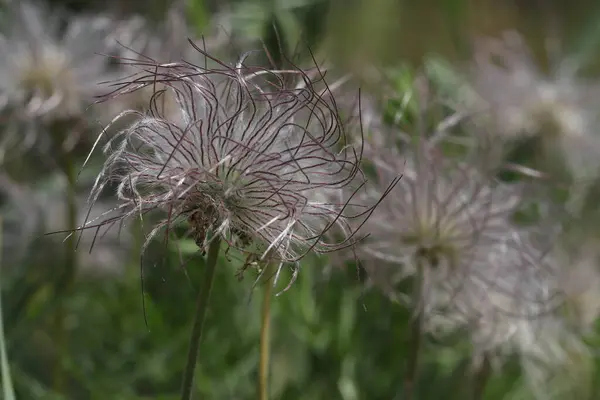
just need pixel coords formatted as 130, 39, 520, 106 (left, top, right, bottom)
436, 234, 596, 399
80, 46, 389, 285
357, 132, 581, 399
0, 2, 115, 122
366, 141, 586, 398
470, 31, 600, 183
358, 137, 519, 292
355, 129, 564, 354
428, 232, 561, 354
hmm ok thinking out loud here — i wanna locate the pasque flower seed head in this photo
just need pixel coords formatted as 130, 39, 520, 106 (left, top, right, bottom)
356, 130, 564, 352
359, 138, 520, 281
80, 44, 391, 285
470, 31, 600, 183
0, 1, 115, 120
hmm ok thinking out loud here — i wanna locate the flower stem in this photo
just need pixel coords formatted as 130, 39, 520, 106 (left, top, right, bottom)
53, 152, 78, 393
258, 263, 276, 400
0, 216, 17, 400
180, 237, 221, 400
405, 263, 424, 400
472, 355, 492, 400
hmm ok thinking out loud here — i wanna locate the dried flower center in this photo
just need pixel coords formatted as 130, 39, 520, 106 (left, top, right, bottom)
186, 180, 248, 249
188, 202, 219, 248
18, 50, 70, 100
401, 213, 460, 269
21, 67, 57, 98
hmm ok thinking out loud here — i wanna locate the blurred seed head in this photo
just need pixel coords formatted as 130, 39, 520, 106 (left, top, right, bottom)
354, 119, 566, 351
435, 233, 595, 398
427, 232, 562, 355
81, 45, 384, 286
0, 1, 115, 121
358, 136, 521, 285
470, 31, 600, 183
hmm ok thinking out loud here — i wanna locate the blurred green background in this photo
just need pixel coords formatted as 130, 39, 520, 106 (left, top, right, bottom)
3, 0, 600, 399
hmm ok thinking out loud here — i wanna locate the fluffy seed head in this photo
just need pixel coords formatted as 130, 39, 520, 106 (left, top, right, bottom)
359, 139, 520, 282
355, 131, 565, 351
470, 31, 600, 182
0, 2, 114, 120
81, 45, 378, 282
427, 232, 562, 354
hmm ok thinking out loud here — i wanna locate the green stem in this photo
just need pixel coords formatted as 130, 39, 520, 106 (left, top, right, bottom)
258, 263, 276, 400
472, 355, 492, 400
53, 152, 78, 393
180, 237, 221, 400
0, 216, 17, 400
405, 262, 424, 400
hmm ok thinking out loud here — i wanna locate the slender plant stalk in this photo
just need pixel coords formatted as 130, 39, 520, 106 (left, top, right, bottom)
405, 315, 422, 399
0, 216, 17, 400
180, 237, 221, 400
405, 261, 424, 400
258, 263, 276, 400
53, 151, 78, 393
472, 355, 492, 400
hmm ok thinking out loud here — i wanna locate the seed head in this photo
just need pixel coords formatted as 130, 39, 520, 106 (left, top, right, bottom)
427, 232, 562, 354
0, 2, 115, 121
355, 131, 565, 350
81, 45, 379, 285
359, 138, 520, 282
470, 31, 600, 182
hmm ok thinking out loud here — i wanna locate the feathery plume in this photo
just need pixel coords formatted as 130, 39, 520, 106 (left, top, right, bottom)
0, 1, 114, 121
428, 232, 562, 355
79, 44, 392, 287
355, 125, 563, 351
470, 31, 600, 184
